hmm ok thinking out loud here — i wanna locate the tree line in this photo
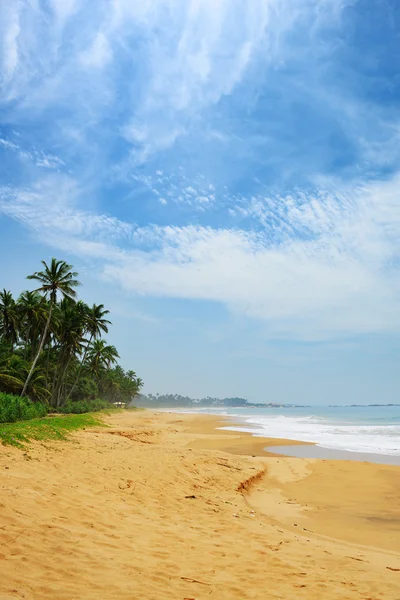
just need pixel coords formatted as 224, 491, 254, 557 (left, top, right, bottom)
137, 393, 251, 407
0, 258, 143, 408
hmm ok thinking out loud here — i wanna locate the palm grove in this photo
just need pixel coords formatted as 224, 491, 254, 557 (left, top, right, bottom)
0, 258, 143, 408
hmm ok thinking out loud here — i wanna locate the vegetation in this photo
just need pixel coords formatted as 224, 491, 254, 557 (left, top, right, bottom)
137, 394, 291, 409
0, 392, 47, 423
136, 393, 252, 408
0, 258, 143, 411
58, 398, 117, 414
0, 413, 103, 448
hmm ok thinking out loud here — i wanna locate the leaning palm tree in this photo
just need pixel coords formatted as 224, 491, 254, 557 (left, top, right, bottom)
21, 258, 80, 397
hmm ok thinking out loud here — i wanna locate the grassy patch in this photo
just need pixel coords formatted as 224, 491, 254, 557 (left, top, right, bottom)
0, 413, 104, 448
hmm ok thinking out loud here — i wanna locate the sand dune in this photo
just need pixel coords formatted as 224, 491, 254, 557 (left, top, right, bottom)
0, 411, 399, 599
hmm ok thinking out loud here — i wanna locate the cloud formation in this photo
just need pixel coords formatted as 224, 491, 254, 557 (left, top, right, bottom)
1, 0, 400, 343
1, 169, 399, 339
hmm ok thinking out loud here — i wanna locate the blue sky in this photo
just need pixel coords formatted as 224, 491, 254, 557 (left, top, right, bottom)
1, 0, 400, 404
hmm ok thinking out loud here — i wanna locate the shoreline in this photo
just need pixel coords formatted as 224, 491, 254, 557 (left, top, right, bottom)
170, 410, 400, 465
182, 413, 313, 457
0, 409, 399, 599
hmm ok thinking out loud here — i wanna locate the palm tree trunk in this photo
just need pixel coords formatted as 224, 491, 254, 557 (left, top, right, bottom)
56, 354, 73, 408
21, 302, 53, 397
66, 334, 93, 402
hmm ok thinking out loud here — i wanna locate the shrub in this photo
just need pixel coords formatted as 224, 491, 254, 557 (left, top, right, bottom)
58, 398, 115, 414
0, 392, 48, 423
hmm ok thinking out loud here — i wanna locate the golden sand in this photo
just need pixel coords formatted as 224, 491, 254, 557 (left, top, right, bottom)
0, 410, 399, 599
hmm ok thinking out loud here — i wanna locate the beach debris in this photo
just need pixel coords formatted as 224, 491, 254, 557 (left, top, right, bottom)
180, 577, 211, 586
347, 556, 367, 562
386, 567, 400, 572
185, 495, 196, 499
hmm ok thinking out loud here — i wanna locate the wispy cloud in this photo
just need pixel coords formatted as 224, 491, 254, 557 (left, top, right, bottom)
1, 171, 399, 339
1, 2, 20, 88
0, 135, 64, 171
1, 0, 400, 347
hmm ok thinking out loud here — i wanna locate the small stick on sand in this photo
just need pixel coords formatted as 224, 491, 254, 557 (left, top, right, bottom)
181, 576, 211, 586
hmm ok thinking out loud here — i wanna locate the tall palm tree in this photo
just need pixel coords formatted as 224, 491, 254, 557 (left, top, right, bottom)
0, 289, 18, 349
67, 303, 111, 401
52, 297, 87, 407
21, 259, 80, 397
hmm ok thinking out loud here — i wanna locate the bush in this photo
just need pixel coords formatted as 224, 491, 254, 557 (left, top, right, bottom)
58, 398, 115, 414
0, 393, 48, 423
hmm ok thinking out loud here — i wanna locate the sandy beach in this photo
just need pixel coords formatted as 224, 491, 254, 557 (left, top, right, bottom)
0, 410, 399, 600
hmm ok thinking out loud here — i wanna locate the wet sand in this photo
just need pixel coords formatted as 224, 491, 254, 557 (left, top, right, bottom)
267, 444, 400, 465
0, 410, 399, 599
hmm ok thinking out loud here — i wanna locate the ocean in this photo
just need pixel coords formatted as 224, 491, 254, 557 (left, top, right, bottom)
176, 405, 400, 457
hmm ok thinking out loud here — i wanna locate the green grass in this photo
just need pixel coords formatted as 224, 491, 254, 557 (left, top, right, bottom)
0, 413, 104, 448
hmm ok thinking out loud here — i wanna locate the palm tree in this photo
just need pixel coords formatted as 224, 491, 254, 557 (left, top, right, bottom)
85, 304, 111, 340
86, 339, 119, 380
17, 291, 47, 359
0, 289, 19, 349
66, 303, 110, 401
0, 353, 50, 402
51, 298, 87, 407
21, 259, 80, 397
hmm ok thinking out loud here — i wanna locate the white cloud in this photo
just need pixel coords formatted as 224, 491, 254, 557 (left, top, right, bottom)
0, 136, 65, 170
80, 32, 112, 69
49, 0, 78, 24
1, 0, 399, 345
1, 3, 21, 85
121, 0, 284, 156
0, 138, 20, 152
1, 0, 382, 174
35, 153, 65, 169
1, 173, 399, 340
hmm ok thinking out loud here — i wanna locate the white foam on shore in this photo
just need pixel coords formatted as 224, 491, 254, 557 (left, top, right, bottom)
220, 414, 400, 456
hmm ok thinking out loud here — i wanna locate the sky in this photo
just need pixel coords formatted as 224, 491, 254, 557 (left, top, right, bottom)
0, 0, 399, 405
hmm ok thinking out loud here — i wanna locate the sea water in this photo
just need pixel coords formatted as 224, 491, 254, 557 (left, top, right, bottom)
182, 405, 400, 457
